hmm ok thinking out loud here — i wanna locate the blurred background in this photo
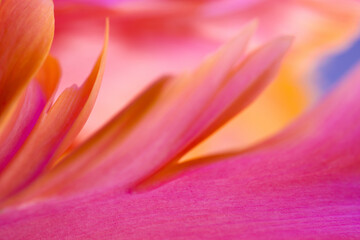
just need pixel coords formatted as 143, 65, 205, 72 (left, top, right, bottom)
51, 0, 360, 158
320, 34, 360, 92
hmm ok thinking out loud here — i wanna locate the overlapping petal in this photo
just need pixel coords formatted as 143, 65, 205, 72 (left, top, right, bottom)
0, 21, 109, 200
0, 1, 359, 239
1, 63, 359, 240
3, 24, 292, 203
0, 0, 54, 119
50, 0, 360, 156
0, 56, 60, 173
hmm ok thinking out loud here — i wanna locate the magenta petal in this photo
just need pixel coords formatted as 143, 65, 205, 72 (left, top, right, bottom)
1, 65, 360, 239
0, 82, 47, 172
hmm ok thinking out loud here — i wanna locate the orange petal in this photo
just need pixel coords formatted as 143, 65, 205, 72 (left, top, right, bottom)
35, 55, 61, 100
0, 22, 255, 204
133, 36, 293, 191
49, 22, 256, 195
0, 0, 54, 118
0, 20, 109, 200
2, 65, 360, 239
16, 25, 292, 201
1, 76, 172, 208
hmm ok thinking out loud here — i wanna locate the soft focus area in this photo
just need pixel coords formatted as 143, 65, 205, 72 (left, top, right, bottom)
51, 0, 360, 156
1, 0, 360, 239
320, 34, 360, 92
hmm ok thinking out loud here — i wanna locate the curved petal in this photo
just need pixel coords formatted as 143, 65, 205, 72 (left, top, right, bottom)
1, 64, 360, 240
50, 0, 360, 157
0, 75, 172, 208
11, 25, 293, 202
59, 35, 290, 195
35, 55, 61, 100
0, 56, 61, 174
0, 0, 54, 118
138, 63, 360, 190
0, 82, 47, 173
0, 21, 109, 200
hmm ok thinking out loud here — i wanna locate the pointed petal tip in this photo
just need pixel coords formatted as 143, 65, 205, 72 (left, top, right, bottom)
104, 17, 110, 50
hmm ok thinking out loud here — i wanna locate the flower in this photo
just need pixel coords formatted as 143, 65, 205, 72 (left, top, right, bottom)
1, 0, 360, 239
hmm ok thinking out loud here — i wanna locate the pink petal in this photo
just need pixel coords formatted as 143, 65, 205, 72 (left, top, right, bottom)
0, 56, 60, 174
1, 64, 360, 239
0, 82, 47, 172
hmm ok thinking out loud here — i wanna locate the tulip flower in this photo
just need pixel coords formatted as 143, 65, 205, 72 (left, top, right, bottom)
1, 0, 360, 239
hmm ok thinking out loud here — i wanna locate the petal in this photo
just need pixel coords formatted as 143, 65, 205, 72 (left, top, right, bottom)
1, 64, 360, 239
50, 0, 360, 157
15, 25, 292, 201
41, 22, 257, 196
0, 21, 109, 200
0, 56, 60, 175
35, 55, 61, 100
0, 82, 47, 173
1, 75, 172, 207
138, 63, 360, 190
0, 0, 54, 118
62, 35, 291, 194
